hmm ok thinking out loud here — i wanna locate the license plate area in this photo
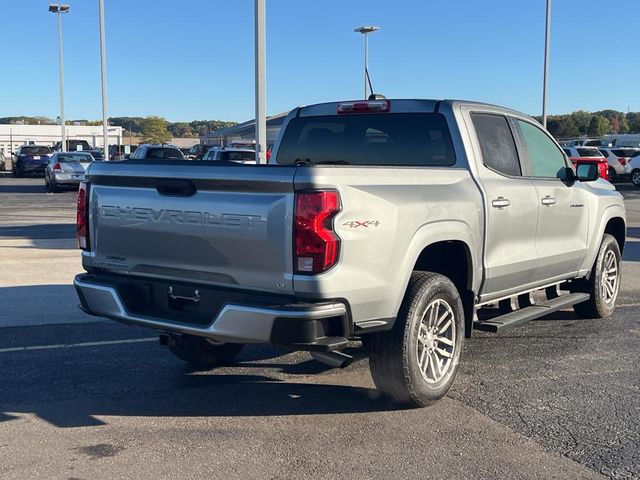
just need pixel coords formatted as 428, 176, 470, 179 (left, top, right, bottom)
168, 285, 201, 314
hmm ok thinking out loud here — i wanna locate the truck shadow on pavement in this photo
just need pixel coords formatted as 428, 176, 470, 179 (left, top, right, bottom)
0, 341, 398, 428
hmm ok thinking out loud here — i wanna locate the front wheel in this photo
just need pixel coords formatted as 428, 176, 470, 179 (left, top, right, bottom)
573, 234, 621, 318
168, 334, 244, 370
631, 169, 640, 187
367, 272, 464, 407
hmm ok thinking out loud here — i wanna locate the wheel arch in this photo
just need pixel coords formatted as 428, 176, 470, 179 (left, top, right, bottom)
394, 222, 480, 339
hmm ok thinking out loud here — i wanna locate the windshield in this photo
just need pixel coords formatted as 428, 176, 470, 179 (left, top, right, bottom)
57, 153, 93, 163
277, 113, 456, 166
576, 148, 603, 157
22, 146, 51, 155
612, 149, 638, 158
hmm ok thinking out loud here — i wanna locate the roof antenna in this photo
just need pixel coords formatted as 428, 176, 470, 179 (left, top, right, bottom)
366, 67, 385, 100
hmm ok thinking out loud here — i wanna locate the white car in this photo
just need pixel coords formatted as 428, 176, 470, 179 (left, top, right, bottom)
202, 148, 256, 164
626, 156, 640, 187
598, 147, 640, 182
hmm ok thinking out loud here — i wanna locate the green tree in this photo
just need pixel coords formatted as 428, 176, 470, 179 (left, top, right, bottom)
142, 116, 171, 144
587, 115, 610, 137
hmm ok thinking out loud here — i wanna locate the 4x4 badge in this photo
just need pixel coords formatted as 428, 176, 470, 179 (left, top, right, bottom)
343, 220, 380, 228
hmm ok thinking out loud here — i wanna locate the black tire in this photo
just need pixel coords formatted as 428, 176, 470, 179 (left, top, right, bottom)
573, 234, 621, 319
12, 165, 20, 178
608, 168, 617, 183
631, 169, 640, 188
49, 177, 60, 193
367, 272, 464, 407
168, 334, 244, 370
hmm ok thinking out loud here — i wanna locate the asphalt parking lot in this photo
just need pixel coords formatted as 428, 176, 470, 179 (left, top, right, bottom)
1, 176, 639, 480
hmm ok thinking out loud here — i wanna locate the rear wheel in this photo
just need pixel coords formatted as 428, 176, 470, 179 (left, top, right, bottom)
608, 167, 617, 183
167, 334, 244, 370
367, 272, 464, 407
573, 234, 621, 318
631, 169, 640, 187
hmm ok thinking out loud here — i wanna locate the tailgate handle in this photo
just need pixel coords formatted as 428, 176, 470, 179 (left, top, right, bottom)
156, 179, 196, 197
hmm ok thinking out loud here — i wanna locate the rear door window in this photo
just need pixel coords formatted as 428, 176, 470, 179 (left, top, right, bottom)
471, 113, 522, 177
277, 113, 456, 166
516, 120, 567, 179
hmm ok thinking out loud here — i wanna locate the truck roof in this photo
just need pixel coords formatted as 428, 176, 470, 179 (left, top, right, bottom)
295, 98, 532, 122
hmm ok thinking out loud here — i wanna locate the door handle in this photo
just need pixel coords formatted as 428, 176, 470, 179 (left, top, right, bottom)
491, 197, 511, 209
541, 195, 556, 206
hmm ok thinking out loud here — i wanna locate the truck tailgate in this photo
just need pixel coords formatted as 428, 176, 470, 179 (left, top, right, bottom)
86, 162, 297, 294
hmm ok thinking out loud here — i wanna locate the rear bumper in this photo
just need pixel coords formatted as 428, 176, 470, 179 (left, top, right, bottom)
74, 273, 350, 349
53, 172, 84, 184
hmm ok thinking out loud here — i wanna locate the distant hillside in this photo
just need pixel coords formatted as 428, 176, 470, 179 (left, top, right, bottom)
0, 116, 237, 137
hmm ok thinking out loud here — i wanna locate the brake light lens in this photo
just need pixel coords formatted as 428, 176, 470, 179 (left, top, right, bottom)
52, 162, 62, 172
337, 99, 390, 114
617, 157, 627, 166
76, 182, 90, 250
294, 191, 341, 274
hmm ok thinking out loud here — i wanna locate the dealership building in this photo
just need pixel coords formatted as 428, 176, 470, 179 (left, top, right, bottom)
0, 124, 123, 157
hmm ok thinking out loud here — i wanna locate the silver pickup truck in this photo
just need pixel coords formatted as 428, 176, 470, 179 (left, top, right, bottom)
74, 98, 626, 407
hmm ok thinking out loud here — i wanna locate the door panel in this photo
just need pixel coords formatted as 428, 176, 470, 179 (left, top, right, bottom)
532, 180, 588, 280
468, 112, 539, 296
514, 119, 589, 281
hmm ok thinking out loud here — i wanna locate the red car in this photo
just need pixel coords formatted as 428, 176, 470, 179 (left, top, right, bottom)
563, 146, 609, 181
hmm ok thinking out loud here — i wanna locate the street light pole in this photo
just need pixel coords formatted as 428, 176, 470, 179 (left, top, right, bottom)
354, 26, 379, 99
254, 0, 267, 165
542, 0, 551, 129
49, 4, 70, 151
98, 0, 109, 153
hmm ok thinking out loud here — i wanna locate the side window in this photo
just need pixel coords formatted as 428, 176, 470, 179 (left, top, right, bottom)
563, 148, 572, 156
471, 113, 522, 177
517, 120, 567, 178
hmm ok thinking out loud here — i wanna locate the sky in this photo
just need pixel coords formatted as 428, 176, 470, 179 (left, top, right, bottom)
1, 0, 638, 123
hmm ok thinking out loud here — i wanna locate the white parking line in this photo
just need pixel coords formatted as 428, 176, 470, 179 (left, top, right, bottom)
0, 337, 157, 353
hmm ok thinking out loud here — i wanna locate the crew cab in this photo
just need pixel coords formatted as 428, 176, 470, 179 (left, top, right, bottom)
74, 99, 626, 407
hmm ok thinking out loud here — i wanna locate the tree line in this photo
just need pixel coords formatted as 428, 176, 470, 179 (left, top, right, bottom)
0, 116, 237, 139
3, 110, 640, 141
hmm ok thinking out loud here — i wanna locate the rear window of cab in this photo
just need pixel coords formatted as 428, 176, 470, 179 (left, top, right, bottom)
276, 113, 456, 167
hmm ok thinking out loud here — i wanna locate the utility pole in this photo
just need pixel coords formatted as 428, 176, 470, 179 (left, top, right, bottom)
98, 0, 109, 153
49, 4, 70, 151
354, 26, 380, 99
542, 0, 551, 129
254, 0, 267, 164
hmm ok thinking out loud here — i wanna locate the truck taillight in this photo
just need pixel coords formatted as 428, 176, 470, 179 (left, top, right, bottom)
77, 181, 90, 250
294, 191, 341, 274
617, 157, 627, 166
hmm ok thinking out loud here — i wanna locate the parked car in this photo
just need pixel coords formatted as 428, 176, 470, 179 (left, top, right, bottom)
44, 151, 94, 192
202, 148, 256, 163
186, 144, 210, 160
598, 147, 640, 182
53, 139, 92, 152
127, 144, 185, 160
625, 155, 640, 187
108, 144, 138, 161
74, 98, 625, 408
562, 146, 609, 181
11, 145, 53, 177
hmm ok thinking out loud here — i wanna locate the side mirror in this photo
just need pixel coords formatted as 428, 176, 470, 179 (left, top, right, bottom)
576, 163, 599, 182
124, 155, 130, 160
